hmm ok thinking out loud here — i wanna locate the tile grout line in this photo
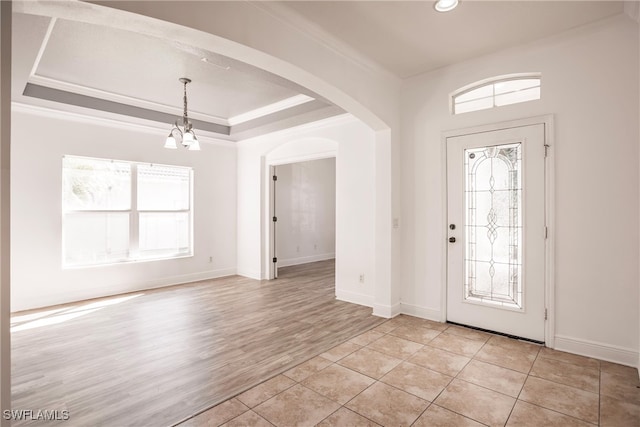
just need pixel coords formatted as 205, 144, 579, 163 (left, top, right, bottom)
348, 321, 433, 426
524, 353, 602, 398
503, 343, 541, 427
519, 347, 603, 425
215, 321, 382, 426
424, 328, 539, 426
334, 319, 439, 426
199, 317, 634, 427
388, 320, 479, 425
314, 319, 394, 427
290, 319, 399, 427
385, 321, 498, 425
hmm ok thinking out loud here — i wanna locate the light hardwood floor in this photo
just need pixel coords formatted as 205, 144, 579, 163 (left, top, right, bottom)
11, 260, 384, 426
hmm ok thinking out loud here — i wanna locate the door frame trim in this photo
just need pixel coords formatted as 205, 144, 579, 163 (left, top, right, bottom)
264, 152, 338, 280
440, 115, 555, 347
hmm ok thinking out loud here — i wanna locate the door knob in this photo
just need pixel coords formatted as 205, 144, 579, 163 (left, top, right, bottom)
449, 237, 456, 243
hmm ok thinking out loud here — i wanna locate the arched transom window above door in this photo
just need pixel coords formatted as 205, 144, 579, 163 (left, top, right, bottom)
452, 74, 541, 115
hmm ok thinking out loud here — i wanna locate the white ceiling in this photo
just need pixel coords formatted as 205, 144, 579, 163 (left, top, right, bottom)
37, 19, 303, 120
11, 1, 627, 140
278, 1, 625, 78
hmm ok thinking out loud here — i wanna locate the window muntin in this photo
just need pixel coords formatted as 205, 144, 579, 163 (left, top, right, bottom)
62, 156, 193, 267
453, 76, 541, 115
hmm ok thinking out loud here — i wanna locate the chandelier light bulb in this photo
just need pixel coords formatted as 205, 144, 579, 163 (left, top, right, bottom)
188, 137, 201, 151
164, 134, 178, 149
182, 131, 194, 145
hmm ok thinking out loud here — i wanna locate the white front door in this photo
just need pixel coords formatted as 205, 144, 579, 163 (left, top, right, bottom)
446, 123, 546, 342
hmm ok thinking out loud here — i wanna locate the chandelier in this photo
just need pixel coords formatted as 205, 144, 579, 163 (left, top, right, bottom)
164, 77, 200, 151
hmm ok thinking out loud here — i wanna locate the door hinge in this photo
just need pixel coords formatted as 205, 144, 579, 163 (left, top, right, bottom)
544, 308, 548, 320
544, 144, 550, 158
272, 257, 277, 263
544, 226, 548, 239
272, 216, 277, 222
272, 175, 278, 181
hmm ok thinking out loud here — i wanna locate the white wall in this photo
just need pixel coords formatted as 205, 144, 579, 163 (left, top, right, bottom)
21, 0, 400, 318
400, 15, 640, 365
0, 3, 11, 421
237, 115, 377, 307
275, 158, 336, 267
9, 0, 638, 371
10, 107, 237, 312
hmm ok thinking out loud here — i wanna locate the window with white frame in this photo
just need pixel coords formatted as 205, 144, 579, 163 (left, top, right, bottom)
62, 156, 192, 267
452, 75, 541, 115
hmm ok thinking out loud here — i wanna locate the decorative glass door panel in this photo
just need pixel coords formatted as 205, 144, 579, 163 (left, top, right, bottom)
465, 143, 522, 309
446, 123, 546, 342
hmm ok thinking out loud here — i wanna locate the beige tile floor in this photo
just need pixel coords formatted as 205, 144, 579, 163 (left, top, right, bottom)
180, 315, 640, 427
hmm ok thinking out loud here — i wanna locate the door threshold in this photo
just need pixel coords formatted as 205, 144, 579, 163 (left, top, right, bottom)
446, 321, 545, 345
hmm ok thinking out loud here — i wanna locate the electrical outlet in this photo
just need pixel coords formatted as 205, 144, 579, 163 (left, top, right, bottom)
209, 256, 213, 263
359, 274, 365, 283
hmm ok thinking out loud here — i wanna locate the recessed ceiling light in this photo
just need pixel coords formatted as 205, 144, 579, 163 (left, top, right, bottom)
434, 0, 459, 12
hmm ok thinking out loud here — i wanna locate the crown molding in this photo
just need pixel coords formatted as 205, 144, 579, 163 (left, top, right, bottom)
30, 16, 56, 78
28, 74, 230, 126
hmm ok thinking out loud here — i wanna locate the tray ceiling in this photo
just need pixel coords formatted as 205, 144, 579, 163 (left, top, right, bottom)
12, 9, 341, 141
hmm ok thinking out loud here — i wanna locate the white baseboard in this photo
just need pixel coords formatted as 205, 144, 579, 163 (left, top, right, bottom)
373, 301, 401, 318
12, 268, 237, 312
142, 268, 237, 289
399, 303, 442, 323
236, 269, 262, 280
554, 335, 639, 368
335, 289, 373, 307
277, 253, 335, 268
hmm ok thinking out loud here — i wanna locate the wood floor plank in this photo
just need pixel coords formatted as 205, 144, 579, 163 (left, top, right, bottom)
11, 260, 383, 426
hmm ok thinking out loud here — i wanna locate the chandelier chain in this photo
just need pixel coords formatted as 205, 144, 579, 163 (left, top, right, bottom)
183, 81, 189, 127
